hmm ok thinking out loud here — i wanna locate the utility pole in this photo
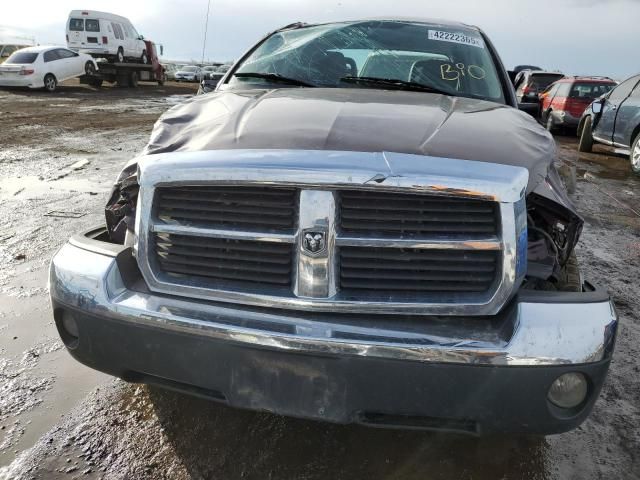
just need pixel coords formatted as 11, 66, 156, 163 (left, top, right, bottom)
201, 0, 212, 64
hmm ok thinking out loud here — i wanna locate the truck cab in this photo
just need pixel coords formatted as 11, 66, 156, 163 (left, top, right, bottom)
66, 10, 148, 64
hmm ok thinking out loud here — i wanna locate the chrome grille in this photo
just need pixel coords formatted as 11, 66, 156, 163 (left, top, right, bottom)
339, 247, 499, 294
155, 186, 297, 233
136, 150, 529, 315
339, 191, 499, 236
155, 233, 293, 289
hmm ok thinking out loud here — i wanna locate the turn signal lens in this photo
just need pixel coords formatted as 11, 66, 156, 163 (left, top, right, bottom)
548, 373, 588, 409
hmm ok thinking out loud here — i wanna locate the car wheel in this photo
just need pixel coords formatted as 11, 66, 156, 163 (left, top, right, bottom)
84, 61, 96, 76
43, 74, 57, 92
141, 51, 148, 64
545, 112, 556, 133
116, 48, 125, 63
631, 133, 640, 175
578, 117, 594, 153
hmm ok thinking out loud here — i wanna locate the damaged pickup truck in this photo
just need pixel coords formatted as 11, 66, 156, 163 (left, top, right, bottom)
50, 18, 617, 435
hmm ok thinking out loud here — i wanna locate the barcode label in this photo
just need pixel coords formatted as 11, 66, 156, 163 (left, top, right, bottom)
428, 30, 485, 49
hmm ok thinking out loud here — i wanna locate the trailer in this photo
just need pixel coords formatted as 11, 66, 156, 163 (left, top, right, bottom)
79, 40, 165, 88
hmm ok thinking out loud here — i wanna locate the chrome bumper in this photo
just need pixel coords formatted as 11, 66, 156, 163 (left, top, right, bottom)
50, 238, 618, 368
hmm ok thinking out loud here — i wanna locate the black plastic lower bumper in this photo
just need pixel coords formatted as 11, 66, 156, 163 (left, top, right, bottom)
53, 300, 610, 435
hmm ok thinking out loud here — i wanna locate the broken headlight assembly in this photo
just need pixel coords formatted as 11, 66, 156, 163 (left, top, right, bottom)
105, 162, 139, 246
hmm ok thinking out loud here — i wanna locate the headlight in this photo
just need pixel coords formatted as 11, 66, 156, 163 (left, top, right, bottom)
548, 372, 588, 409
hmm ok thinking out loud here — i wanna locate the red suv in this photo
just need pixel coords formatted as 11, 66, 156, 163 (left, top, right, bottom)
540, 77, 617, 132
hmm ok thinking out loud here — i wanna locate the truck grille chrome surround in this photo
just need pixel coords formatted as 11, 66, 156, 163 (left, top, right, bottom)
135, 150, 529, 315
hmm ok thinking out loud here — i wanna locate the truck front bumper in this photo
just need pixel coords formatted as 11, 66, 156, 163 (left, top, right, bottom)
50, 230, 618, 435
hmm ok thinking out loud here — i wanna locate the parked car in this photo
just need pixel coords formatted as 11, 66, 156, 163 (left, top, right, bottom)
514, 70, 565, 104
197, 73, 225, 94
201, 65, 219, 79
174, 65, 202, 82
66, 10, 148, 64
540, 77, 617, 132
51, 18, 617, 436
0, 45, 98, 92
0, 42, 34, 64
578, 74, 640, 173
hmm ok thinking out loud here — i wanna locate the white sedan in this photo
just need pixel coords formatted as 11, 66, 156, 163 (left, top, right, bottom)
175, 65, 203, 83
0, 45, 98, 92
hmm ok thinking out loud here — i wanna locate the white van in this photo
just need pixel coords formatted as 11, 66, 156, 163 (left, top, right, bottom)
66, 10, 148, 64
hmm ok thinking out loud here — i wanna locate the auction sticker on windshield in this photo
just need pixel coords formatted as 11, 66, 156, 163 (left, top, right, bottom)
428, 30, 485, 49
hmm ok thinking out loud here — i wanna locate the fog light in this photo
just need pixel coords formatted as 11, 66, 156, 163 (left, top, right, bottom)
61, 311, 79, 339
548, 373, 588, 409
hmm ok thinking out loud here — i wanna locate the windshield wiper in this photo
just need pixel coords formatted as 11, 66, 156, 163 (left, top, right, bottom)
340, 76, 451, 96
234, 72, 315, 87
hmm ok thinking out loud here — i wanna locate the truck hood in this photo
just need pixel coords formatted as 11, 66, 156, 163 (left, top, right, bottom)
144, 87, 557, 194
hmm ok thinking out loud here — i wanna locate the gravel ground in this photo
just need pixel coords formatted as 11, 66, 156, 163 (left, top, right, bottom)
0, 81, 638, 480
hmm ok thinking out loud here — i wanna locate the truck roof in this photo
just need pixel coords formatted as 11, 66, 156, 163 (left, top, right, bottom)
68, 10, 132, 24
282, 17, 479, 32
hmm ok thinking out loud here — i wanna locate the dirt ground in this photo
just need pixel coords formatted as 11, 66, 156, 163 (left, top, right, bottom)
0, 80, 639, 480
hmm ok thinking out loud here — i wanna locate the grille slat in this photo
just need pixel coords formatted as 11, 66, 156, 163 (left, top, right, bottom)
156, 186, 297, 232
338, 249, 497, 263
157, 235, 291, 254
156, 245, 291, 265
159, 194, 295, 208
159, 261, 292, 285
340, 220, 496, 234
160, 202, 295, 217
341, 211, 496, 223
154, 233, 293, 289
340, 191, 499, 237
340, 279, 491, 292
341, 270, 495, 282
340, 258, 497, 272
339, 247, 499, 294
158, 210, 294, 228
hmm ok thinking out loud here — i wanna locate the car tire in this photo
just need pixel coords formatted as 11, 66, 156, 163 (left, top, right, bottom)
545, 112, 556, 134
43, 74, 57, 92
116, 48, 125, 63
631, 133, 640, 175
84, 61, 96, 76
141, 51, 148, 64
578, 117, 594, 153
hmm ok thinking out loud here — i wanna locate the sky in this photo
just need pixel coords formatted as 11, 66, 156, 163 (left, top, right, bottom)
1, 0, 638, 79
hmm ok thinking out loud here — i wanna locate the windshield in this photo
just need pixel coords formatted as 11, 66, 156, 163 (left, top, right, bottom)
5, 51, 38, 64
231, 20, 505, 102
182, 66, 197, 72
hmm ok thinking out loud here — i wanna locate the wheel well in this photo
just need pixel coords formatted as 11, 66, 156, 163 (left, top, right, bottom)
631, 123, 640, 147
577, 116, 589, 137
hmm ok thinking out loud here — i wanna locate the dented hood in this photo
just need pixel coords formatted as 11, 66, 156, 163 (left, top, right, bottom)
143, 88, 558, 194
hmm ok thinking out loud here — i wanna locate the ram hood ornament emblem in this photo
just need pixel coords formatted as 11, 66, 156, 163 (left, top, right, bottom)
302, 230, 327, 256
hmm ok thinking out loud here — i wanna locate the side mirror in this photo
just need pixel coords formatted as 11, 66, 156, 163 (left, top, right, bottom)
518, 102, 539, 117
138, 35, 144, 40
592, 101, 603, 114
